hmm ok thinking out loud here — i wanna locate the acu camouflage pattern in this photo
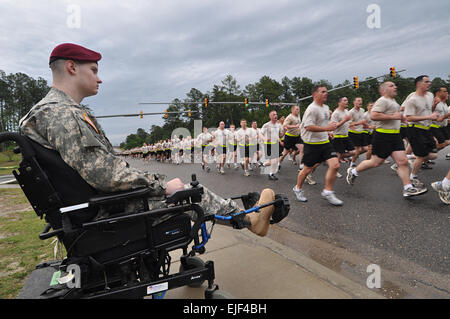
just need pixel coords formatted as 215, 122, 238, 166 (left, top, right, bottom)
19, 88, 240, 222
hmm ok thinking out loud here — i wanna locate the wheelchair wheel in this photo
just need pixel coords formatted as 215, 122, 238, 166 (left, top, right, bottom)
179, 256, 205, 288
210, 290, 234, 299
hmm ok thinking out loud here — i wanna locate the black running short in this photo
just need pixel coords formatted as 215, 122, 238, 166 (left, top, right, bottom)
283, 134, 303, 151
331, 136, 355, 154
400, 126, 408, 140
216, 146, 227, 155
431, 126, 448, 144
202, 145, 214, 155
372, 131, 405, 159
228, 144, 237, 152
238, 145, 251, 158
363, 132, 372, 145
264, 143, 281, 160
349, 132, 368, 147
406, 126, 437, 157
302, 141, 337, 167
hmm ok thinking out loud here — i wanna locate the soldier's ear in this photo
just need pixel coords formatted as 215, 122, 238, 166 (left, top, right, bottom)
65, 60, 78, 76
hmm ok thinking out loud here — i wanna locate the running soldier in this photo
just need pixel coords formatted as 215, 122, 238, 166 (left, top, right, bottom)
196, 127, 213, 172
226, 124, 238, 169
348, 97, 369, 167
430, 87, 450, 152
212, 121, 230, 174
279, 105, 303, 168
330, 97, 355, 166
260, 111, 284, 180
345, 81, 427, 197
236, 119, 256, 177
403, 75, 439, 188
292, 85, 343, 206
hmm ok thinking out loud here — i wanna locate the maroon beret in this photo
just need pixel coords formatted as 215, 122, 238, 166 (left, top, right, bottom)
49, 43, 102, 65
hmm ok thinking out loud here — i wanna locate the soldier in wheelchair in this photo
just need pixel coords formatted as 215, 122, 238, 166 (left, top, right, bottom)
1, 43, 289, 299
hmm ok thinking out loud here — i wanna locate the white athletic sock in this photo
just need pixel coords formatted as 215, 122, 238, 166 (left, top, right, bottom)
351, 168, 358, 176
403, 184, 413, 190
322, 189, 334, 195
443, 178, 450, 190
410, 173, 418, 180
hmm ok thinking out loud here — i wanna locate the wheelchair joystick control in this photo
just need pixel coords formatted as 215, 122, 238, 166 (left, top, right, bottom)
190, 174, 199, 188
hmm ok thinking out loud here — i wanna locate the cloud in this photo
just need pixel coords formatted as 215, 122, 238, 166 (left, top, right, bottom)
1, 0, 449, 144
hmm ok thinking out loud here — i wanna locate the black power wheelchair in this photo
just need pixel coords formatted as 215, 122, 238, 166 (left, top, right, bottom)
0, 132, 289, 299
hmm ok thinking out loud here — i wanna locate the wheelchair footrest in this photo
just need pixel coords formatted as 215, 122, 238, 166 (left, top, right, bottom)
270, 194, 290, 224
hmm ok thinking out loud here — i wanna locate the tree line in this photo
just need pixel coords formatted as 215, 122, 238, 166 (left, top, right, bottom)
120, 74, 450, 149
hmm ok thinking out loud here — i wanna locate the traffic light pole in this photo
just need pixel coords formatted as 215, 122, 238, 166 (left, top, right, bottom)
95, 69, 406, 118
138, 69, 406, 106
96, 110, 197, 119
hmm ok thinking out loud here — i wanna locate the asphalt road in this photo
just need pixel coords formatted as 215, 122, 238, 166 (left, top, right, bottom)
127, 148, 449, 298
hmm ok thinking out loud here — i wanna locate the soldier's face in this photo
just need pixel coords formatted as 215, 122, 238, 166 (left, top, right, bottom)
418, 77, 431, 91
314, 87, 328, 103
77, 62, 102, 97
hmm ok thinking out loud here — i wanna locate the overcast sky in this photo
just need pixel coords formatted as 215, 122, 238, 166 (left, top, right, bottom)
1, 0, 449, 145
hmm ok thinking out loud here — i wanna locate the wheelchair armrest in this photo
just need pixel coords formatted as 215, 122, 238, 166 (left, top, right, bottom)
165, 187, 204, 205
89, 187, 151, 207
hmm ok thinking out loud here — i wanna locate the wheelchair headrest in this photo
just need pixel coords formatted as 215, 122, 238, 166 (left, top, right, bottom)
0, 132, 36, 160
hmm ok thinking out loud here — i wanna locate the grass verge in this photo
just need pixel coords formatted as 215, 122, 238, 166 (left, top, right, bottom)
0, 188, 55, 298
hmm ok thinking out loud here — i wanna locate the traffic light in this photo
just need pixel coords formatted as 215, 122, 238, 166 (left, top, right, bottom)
187, 109, 191, 117
390, 67, 396, 78
204, 98, 208, 108
164, 109, 168, 119
139, 110, 143, 119
353, 76, 359, 89
245, 98, 248, 107
265, 98, 269, 107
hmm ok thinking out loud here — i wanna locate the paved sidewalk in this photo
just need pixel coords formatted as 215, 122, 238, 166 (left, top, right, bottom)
165, 224, 384, 299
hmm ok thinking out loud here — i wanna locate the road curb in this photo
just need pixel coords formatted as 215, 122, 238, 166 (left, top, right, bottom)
235, 226, 385, 299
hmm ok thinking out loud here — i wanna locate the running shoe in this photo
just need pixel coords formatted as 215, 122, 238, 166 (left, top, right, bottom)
293, 186, 307, 202
346, 168, 357, 185
403, 186, 428, 197
321, 191, 343, 206
305, 174, 316, 185
421, 162, 433, 169
431, 181, 449, 193
412, 178, 425, 189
